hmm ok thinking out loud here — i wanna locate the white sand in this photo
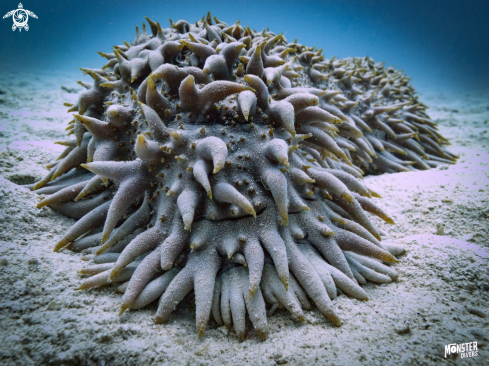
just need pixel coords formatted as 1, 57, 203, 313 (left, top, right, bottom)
0, 71, 488, 365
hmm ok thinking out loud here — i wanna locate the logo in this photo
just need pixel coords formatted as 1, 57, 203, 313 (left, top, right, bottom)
444, 341, 478, 359
3, 3, 37, 32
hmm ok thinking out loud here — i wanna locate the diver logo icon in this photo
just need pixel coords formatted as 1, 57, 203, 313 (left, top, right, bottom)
3, 3, 37, 32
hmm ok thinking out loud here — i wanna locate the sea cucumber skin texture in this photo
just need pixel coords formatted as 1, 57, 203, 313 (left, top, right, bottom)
32, 13, 456, 340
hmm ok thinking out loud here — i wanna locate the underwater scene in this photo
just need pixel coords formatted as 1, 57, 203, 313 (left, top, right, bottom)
0, 0, 488, 365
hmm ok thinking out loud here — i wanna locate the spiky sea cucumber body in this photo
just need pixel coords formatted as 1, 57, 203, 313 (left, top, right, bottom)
31, 13, 456, 340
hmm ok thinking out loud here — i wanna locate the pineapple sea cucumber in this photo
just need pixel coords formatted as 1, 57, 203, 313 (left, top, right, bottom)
30, 13, 457, 340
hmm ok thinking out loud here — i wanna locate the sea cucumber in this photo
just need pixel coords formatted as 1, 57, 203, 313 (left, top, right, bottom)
30, 13, 456, 340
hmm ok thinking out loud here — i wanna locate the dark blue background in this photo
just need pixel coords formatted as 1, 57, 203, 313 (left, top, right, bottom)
1, 0, 488, 92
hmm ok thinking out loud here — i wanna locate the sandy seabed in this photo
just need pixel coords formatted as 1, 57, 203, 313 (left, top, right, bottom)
0, 70, 488, 366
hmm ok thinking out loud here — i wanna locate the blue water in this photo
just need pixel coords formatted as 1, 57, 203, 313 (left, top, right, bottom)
1, 0, 488, 93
